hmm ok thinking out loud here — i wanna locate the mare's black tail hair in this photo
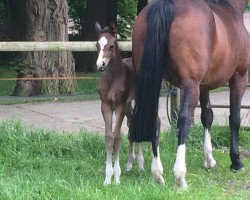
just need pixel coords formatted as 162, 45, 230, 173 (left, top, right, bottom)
129, 0, 175, 142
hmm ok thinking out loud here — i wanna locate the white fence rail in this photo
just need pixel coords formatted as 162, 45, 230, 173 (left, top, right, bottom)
0, 41, 132, 52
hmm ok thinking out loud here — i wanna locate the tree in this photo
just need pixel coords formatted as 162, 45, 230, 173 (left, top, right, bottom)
7, 0, 75, 96
137, 0, 148, 15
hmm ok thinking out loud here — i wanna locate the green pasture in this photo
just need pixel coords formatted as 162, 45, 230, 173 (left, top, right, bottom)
0, 120, 249, 199
0, 65, 99, 97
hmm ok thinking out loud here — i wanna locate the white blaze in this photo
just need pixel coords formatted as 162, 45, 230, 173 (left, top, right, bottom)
96, 37, 108, 67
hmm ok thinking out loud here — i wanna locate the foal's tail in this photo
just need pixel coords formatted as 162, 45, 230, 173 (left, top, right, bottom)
129, 0, 175, 142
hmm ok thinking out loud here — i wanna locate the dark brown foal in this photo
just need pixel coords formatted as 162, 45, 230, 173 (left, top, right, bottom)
95, 22, 146, 185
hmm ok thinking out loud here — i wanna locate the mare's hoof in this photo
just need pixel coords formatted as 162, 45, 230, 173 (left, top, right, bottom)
175, 178, 188, 190
153, 175, 165, 185
230, 163, 245, 172
204, 159, 217, 169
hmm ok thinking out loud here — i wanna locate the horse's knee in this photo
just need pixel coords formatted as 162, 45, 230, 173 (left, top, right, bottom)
114, 136, 122, 150
105, 135, 114, 150
201, 108, 213, 128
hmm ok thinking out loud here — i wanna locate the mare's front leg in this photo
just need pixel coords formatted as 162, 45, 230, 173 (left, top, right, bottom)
229, 73, 247, 171
113, 103, 127, 184
125, 102, 144, 172
101, 102, 114, 185
151, 115, 164, 184
174, 85, 199, 189
200, 90, 216, 169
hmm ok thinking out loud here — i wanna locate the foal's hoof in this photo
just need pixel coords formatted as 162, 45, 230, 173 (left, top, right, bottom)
138, 165, 144, 173
103, 179, 112, 186
125, 163, 133, 172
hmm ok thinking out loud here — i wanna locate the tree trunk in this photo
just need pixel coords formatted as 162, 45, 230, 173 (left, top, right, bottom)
137, 0, 148, 15
76, 0, 118, 72
8, 0, 75, 96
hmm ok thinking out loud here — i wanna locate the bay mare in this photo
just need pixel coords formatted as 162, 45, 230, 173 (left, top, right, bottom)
130, 0, 250, 188
95, 22, 161, 185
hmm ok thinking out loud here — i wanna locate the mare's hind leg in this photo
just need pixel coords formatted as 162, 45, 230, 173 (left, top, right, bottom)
151, 116, 164, 184
228, 73, 247, 171
200, 89, 216, 169
113, 103, 126, 184
101, 102, 114, 185
125, 102, 144, 172
174, 85, 200, 188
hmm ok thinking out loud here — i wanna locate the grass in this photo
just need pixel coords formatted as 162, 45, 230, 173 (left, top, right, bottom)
0, 65, 17, 96
0, 120, 249, 199
0, 65, 100, 97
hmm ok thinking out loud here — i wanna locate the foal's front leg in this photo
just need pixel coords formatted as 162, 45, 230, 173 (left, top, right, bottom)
101, 102, 114, 185
113, 103, 126, 184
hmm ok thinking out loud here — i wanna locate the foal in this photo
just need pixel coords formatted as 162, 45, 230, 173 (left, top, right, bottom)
95, 22, 147, 185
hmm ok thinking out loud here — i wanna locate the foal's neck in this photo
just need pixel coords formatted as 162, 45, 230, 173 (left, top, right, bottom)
106, 45, 124, 80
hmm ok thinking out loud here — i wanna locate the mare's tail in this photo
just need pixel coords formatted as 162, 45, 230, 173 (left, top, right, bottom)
129, 0, 175, 142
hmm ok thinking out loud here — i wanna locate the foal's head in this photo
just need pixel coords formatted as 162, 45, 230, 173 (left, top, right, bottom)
95, 22, 118, 72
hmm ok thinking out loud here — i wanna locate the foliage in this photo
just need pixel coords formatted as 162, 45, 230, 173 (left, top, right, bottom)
246, 2, 250, 11
67, 0, 137, 40
117, 0, 137, 39
0, 0, 7, 20
67, 0, 86, 36
0, 120, 249, 199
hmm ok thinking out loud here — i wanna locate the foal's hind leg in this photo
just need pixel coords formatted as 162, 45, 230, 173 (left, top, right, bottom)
125, 102, 135, 171
125, 102, 144, 172
151, 116, 164, 184
200, 90, 216, 169
228, 73, 247, 171
102, 102, 114, 185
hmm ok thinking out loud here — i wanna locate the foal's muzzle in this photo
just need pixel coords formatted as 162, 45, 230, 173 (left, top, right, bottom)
96, 62, 106, 72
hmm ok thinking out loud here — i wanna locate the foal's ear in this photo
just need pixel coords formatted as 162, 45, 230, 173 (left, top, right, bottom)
95, 21, 102, 34
110, 22, 117, 38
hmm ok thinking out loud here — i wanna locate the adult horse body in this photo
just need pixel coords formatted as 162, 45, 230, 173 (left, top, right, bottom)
130, 0, 250, 188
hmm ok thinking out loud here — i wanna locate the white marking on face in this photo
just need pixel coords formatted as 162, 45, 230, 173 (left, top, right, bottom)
96, 37, 108, 68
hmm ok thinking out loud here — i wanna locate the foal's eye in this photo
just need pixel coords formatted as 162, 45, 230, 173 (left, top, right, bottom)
110, 45, 114, 50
